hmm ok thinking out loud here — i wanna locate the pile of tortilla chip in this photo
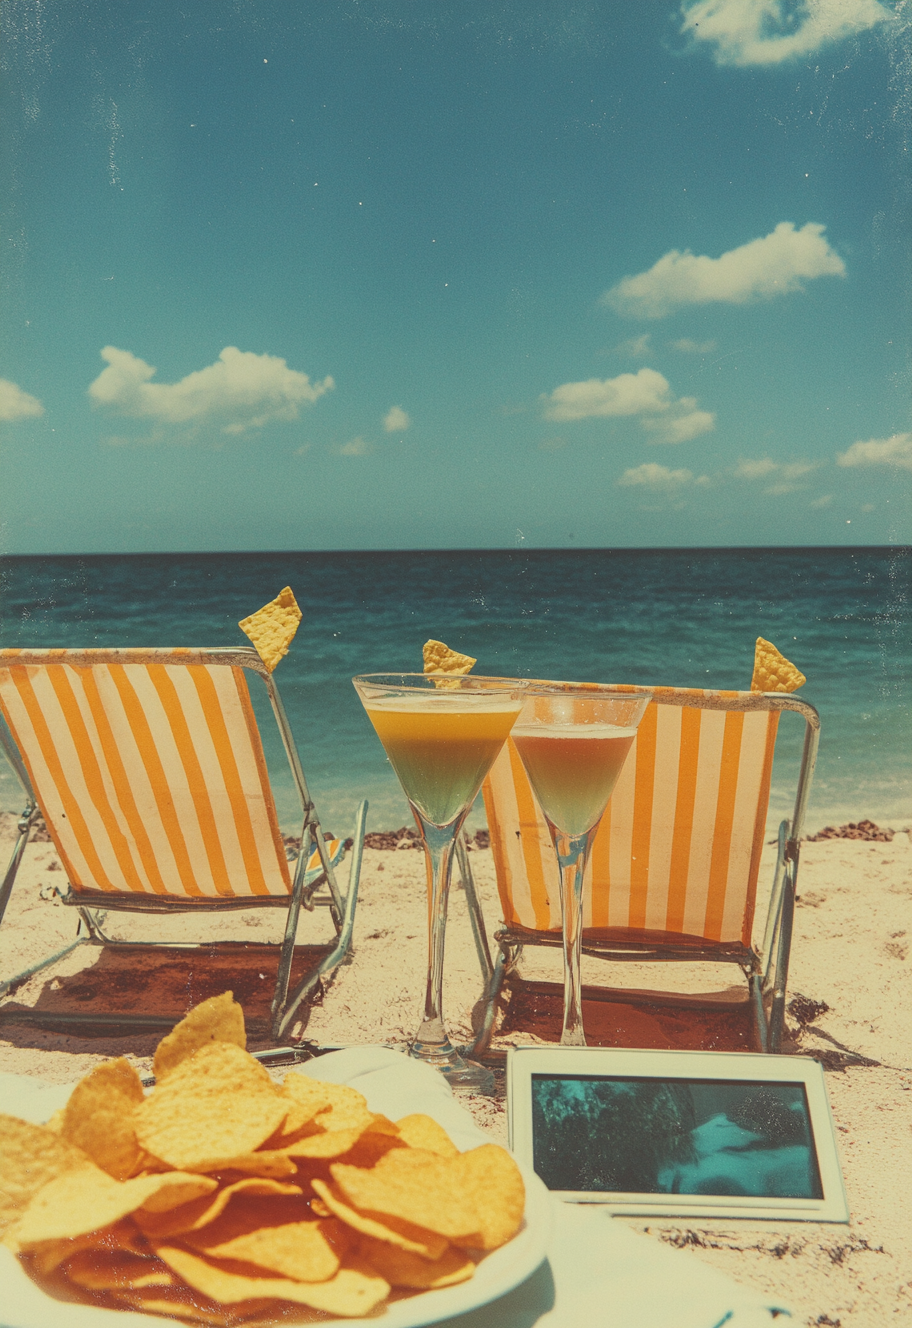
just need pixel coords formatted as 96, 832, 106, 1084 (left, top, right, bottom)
1, 993, 525, 1325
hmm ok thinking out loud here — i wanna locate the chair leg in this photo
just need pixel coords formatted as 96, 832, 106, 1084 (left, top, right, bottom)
768, 849, 798, 1054
0, 804, 37, 928
748, 971, 769, 1053
455, 834, 494, 987
0, 936, 93, 1003
271, 800, 367, 1043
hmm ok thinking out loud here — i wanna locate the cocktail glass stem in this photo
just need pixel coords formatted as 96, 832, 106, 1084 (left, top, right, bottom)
409, 807, 495, 1093
549, 822, 598, 1046
411, 810, 461, 1059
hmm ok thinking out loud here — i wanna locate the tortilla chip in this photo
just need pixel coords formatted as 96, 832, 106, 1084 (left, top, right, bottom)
181, 1200, 348, 1284
60, 1058, 145, 1182
134, 1043, 288, 1172
310, 1179, 449, 1260
14, 1166, 218, 1249
355, 1233, 474, 1288
153, 993, 246, 1084
111, 1284, 275, 1325
751, 637, 806, 693
134, 1179, 303, 1241
394, 1114, 459, 1159
0, 1114, 89, 1239
239, 587, 302, 672
423, 639, 476, 681
330, 1148, 479, 1241
449, 1144, 525, 1251
27, 1220, 147, 1275
153, 1243, 390, 1315
64, 1248, 176, 1291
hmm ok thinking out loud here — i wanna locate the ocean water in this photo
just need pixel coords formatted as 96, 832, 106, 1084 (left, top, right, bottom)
0, 548, 909, 837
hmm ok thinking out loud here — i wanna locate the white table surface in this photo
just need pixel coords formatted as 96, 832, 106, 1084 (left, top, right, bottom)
0, 1051, 791, 1327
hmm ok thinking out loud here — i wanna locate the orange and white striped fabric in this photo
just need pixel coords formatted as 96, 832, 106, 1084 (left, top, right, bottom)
0, 650, 309, 900
482, 688, 778, 949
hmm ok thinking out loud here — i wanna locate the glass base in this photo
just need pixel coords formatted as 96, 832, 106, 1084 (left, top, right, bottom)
408, 1040, 495, 1095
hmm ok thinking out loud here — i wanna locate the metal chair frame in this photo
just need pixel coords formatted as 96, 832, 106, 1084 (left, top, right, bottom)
456, 689, 819, 1057
0, 647, 367, 1043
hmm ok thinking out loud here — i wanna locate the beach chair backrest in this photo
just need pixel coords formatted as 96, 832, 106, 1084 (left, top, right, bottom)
0, 649, 292, 900
482, 687, 779, 949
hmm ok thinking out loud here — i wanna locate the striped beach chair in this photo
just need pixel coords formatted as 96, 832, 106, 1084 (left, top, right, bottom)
460, 684, 819, 1054
0, 647, 367, 1041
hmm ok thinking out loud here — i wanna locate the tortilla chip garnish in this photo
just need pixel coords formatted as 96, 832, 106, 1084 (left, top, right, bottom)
751, 637, 806, 693
422, 639, 476, 676
134, 1043, 288, 1172
330, 1149, 480, 1241
449, 1143, 525, 1251
0, 1115, 90, 1238
59, 1057, 145, 1182
310, 1178, 449, 1260
355, 1233, 474, 1288
153, 992, 246, 1085
423, 639, 476, 683
239, 587, 302, 672
153, 1243, 390, 1315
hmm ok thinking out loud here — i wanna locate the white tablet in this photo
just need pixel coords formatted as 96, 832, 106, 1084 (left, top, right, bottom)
508, 1046, 849, 1222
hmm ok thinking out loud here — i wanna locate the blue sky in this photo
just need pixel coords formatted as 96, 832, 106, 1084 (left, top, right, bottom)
1, 0, 909, 552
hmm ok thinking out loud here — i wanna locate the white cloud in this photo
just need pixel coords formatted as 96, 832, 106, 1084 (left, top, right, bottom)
541, 367, 715, 443
0, 378, 44, 421
641, 400, 717, 444
679, 0, 894, 67
603, 222, 845, 319
88, 346, 333, 434
617, 463, 694, 489
810, 493, 834, 508
383, 405, 411, 432
837, 432, 912, 471
734, 457, 821, 493
337, 435, 372, 456
615, 334, 653, 357
672, 338, 717, 354
734, 457, 778, 479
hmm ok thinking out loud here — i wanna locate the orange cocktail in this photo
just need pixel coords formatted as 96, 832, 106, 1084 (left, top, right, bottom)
353, 673, 525, 1090
511, 724, 636, 837
364, 698, 522, 828
512, 685, 652, 1046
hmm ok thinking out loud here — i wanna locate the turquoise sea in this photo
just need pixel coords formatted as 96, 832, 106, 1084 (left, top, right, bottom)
0, 548, 909, 838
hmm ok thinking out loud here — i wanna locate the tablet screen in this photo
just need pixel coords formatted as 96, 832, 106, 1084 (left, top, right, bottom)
531, 1074, 824, 1200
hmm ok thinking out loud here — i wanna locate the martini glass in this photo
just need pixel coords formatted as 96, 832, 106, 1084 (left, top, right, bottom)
353, 672, 526, 1090
511, 684, 653, 1046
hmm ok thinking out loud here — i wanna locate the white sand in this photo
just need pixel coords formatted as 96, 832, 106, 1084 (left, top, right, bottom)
1, 819, 911, 1325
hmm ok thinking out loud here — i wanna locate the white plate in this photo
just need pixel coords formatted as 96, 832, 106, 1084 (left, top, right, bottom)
0, 1168, 552, 1328
0, 1054, 555, 1328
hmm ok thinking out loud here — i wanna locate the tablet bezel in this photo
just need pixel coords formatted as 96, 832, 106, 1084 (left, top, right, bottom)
507, 1046, 849, 1222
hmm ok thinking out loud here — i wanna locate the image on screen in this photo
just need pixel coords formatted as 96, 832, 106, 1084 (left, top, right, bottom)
531, 1075, 824, 1199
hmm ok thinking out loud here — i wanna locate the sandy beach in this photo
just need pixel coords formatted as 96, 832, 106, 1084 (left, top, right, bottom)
1, 815, 910, 1326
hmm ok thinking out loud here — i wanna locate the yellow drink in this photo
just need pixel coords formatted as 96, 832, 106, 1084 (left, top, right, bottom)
365, 697, 522, 826
511, 724, 636, 836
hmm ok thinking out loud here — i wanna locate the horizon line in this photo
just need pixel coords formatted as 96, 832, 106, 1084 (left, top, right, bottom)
1, 543, 908, 560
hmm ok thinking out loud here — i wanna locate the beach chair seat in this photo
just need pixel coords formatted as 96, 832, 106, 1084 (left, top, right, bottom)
0, 647, 367, 1042
460, 684, 819, 1055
